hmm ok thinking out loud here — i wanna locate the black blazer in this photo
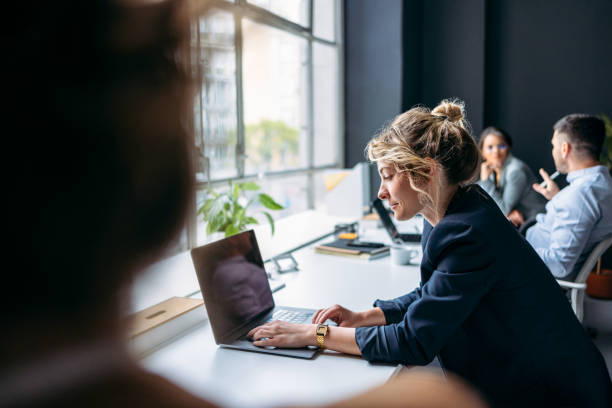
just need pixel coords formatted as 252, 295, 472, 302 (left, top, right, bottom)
355, 185, 611, 407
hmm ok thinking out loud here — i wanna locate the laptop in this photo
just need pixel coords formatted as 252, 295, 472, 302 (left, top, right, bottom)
190, 230, 319, 359
372, 198, 422, 245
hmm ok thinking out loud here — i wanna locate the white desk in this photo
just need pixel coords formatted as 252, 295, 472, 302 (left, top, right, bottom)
138, 244, 422, 407
131, 210, 424, 408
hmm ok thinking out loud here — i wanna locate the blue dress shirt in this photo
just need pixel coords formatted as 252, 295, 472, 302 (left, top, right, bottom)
354, 185, 611, 407
526, 165, 612, 280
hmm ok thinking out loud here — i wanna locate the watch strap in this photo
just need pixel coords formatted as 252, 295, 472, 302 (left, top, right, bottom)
316, 324, 328, 348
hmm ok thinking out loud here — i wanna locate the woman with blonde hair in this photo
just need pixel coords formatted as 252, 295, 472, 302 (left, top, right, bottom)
249, 99, 612, 407
2, 0, 487, 407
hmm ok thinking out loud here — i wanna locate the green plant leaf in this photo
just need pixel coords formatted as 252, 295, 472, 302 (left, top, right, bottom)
224, 223, 240, 237
238, 181, 260, 191
262, 211, 275, 235
601, 113, 612, 173
243, 216, 259, 225
232, 182, 240, 200
204, 197, 226, 222
197, 198, 215, 218
206, 213, 226, 235
233, 206, 246, 223
200, 181, 283, 235
258, 193, 284, 210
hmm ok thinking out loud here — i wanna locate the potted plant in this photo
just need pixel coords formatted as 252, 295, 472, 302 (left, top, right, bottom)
582, 115, 612, 300
601, 113, 612, 175
198, 180, 284, 238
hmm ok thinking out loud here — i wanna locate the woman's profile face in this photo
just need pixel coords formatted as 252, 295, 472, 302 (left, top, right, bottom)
377, 162, 422, 221
481, 133, 509, 167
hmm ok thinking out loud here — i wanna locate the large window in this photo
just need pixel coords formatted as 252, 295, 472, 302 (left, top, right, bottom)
188, 0, 343, 247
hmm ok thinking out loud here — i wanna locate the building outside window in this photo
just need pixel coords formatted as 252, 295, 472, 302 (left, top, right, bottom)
179, 0, 343, 250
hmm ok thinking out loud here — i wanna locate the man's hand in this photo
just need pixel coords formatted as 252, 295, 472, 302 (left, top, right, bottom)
507, 209, 524, 227
532, 168, 560, 200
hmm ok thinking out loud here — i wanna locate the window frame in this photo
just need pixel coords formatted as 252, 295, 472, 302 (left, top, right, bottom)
187, 0, 345, 249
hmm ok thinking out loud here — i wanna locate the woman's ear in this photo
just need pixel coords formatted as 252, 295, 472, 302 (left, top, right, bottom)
423, 158, 438, 178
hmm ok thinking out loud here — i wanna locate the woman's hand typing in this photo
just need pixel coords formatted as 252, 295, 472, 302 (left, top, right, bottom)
312, 305, 385, 327
247, 321, 315, 348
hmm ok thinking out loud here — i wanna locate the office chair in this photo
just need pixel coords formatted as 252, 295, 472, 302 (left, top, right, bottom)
556, 236, 612, 323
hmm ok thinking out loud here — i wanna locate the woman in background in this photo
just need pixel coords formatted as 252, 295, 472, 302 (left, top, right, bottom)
1, 1, 485, 407
477, 126, 545, 226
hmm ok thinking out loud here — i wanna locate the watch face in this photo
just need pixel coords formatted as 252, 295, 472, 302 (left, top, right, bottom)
316, 325, 328, 335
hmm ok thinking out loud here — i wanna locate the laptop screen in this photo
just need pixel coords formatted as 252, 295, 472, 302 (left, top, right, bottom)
190, 230, 274, 344
372, 198, 401, 242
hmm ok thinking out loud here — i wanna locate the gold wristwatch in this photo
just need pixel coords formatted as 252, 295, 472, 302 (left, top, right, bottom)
316, 324, 328, 348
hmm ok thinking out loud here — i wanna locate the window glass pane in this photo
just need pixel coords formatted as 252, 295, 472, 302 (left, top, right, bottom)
313, 42, 339, 167
248, 0, 309, 27
196, 10, 238, 180
257, 174, 309, 219
242, 19, 309, 174
313, 169, 332, 210
313, 0, 335, 41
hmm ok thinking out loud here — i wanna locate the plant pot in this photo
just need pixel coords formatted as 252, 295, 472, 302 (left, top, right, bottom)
586, 269, 612, 299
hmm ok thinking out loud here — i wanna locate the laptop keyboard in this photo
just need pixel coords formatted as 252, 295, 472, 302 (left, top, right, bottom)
243, 310, 312, 342
243, 310, 314, 345
267, 309, 312, 324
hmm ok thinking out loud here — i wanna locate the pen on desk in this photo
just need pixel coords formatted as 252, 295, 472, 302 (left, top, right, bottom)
539, 171, 560, 188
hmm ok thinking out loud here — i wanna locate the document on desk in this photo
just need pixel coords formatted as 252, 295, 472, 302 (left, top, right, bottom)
315, 238, 389, 260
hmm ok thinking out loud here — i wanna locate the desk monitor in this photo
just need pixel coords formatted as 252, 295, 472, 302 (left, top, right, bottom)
323, 162, 371, 219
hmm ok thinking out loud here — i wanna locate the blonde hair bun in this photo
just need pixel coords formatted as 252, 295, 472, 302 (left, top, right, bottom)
432, 98, 465, 124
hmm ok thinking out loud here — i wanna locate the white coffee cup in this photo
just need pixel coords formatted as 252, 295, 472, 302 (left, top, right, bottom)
390, 245, 419, 265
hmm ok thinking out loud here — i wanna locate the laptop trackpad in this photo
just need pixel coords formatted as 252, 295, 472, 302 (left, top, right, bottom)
223, 338, 318, 359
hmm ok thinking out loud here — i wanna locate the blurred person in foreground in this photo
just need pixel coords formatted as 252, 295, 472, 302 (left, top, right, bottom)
526, 114, 612, 280
0, 1, 485, 407
477, 126, 545, 227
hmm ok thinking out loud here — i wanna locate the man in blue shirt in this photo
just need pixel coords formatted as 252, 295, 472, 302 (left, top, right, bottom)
527, 114, 612, 280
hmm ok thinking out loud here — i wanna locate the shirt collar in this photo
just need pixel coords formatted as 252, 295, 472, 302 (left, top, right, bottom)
566, 165, 607, 183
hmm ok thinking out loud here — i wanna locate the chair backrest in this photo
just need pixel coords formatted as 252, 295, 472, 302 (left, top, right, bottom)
574, 235, 612, 284
556, 236, 612, 322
